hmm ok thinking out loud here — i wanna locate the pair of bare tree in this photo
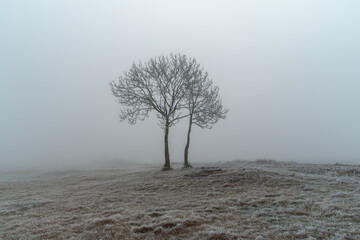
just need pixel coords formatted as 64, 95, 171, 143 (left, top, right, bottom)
110, 54, 228, 170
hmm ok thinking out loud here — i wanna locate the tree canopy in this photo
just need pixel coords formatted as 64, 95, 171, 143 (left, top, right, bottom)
110, 53, 227, 170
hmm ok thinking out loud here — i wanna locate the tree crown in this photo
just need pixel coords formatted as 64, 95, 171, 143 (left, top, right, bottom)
110, 54, 197, 128
110, 53, 227, 129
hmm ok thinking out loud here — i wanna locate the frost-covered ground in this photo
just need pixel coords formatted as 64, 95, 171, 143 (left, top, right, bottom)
1, 160, 359, 240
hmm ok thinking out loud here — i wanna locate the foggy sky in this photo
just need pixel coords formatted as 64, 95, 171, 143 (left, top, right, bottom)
1, 0, 360, 170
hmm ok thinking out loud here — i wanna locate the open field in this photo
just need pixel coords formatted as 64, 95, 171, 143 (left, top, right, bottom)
1, 160, 359, 240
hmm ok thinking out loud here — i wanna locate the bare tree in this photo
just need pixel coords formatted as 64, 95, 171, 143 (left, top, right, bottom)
183, 65, 228, 168
109, 54, 196, 170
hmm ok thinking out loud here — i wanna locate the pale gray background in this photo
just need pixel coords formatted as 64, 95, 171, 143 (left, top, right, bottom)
1, 0, 359, 170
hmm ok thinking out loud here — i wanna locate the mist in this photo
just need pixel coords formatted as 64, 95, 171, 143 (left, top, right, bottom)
1, 0, 360, 170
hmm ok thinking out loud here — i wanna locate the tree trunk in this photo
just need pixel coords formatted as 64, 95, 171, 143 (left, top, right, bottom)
162, 122, 171, 170
183, 114, 193, 168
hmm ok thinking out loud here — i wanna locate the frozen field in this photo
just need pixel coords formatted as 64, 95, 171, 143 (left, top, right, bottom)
1, 160, 359, 240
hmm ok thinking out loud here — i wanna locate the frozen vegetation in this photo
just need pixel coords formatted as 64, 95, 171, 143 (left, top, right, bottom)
1, 160, 359, 239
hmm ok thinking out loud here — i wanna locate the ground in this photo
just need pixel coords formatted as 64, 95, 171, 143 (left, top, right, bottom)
1, 160, 359, 240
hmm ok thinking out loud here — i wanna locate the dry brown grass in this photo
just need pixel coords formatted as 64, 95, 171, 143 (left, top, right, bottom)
1, 161, 359, 239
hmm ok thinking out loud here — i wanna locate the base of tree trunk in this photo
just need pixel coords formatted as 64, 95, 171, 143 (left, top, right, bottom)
183, 163, 192, 168
161, 166, 172, 171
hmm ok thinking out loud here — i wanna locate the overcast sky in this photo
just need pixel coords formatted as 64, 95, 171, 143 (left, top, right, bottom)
1, 0, 360, 170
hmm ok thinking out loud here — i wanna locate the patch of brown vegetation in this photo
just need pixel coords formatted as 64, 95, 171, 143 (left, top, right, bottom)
161, 222, 178, 229
207, 233, 235, 240
93, 218, 116, 226
185, 167, 223, 178
154, 227, 164, 234
148, 212, 163, 217
132, 225, 154, 233
183, 219, 201, 227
